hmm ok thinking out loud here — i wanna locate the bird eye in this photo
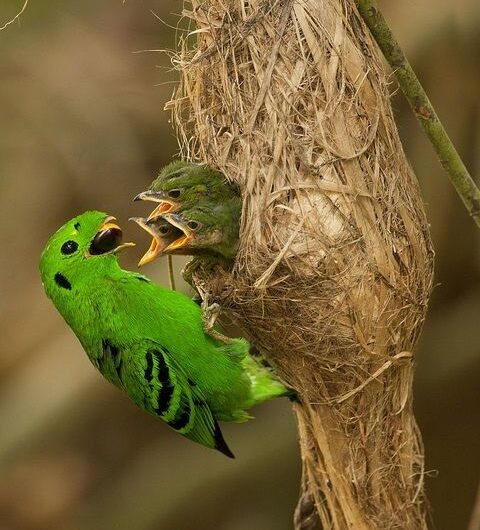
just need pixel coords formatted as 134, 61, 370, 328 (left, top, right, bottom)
89, 228, 122, 255
61, 240, 78, 255
168, 189, 181, 199
187, 220, 200, 231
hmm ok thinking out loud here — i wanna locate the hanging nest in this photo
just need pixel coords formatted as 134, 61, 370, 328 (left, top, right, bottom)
168, 0, 434, 528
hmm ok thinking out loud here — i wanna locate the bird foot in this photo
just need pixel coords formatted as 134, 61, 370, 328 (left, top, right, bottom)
181, 257, 231, 343
181, 257, 201, 288
201, 299, 232, 344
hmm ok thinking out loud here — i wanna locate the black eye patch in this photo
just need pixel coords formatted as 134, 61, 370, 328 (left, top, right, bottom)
61, 240, 78, 255
54, 272, 72, 290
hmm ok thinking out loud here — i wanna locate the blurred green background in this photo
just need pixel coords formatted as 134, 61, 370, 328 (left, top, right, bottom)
0, 1, 478, 529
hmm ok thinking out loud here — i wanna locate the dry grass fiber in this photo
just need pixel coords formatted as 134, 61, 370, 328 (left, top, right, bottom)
168, 0, 435, 528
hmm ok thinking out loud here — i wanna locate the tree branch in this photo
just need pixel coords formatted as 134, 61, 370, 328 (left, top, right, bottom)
355, 0, 480, 228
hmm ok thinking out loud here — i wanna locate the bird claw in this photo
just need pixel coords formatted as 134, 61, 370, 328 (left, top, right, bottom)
181, 257, 231, 343
181, 257, 201, 287
201, 298, 232, 344
202, 300, 220, 330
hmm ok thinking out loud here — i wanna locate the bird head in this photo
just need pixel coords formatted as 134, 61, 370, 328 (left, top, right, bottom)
133, 182, 209, 218
129, 216, 184, 267
133, 161, 237, 219
39, 211, 135, 297
161, 210, 226, 256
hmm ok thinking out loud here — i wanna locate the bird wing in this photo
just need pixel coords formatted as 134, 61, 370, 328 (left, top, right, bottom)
99, 277, 235, 457
139, 341, 234, 458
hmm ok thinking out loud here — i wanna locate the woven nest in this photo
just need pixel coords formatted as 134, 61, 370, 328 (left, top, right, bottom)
168, 0, 434, 528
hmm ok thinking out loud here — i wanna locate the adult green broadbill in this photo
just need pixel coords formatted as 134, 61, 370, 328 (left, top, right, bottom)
39, 211, 291, 457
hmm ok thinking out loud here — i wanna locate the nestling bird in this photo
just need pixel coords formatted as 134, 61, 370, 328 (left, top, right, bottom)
132, 161, 241, 266
162, 206, 240, 260
132, 160, 241, 340
39, 211, 291, 457
131, 201, 240, 266
134, 160, 240, 218
129, 216, 188, 267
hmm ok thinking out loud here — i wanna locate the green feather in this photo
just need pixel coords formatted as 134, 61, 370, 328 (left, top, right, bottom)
134, 161, 242, 260
149, 160, 240, 212
39, 211, 291, 457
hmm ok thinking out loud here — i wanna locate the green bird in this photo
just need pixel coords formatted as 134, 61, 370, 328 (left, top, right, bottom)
129, 216, 188, 265
163, 207, 240, 260
134, 160, 240, 219
39, 211, 291, 457
131, 202, 240, 266
133, 161, 241, 266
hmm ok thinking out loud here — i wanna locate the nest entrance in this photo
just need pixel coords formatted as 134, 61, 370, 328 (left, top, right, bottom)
169, 0, 434, 528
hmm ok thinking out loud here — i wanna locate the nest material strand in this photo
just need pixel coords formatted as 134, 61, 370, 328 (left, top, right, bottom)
169, 0, 434, 528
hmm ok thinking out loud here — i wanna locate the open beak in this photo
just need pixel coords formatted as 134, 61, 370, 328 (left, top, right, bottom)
129, 217, 181, 267
162, 214, 193, 253
164, 233, 191, 253
133, 190, 160, 203
89, 216, 135, 256
133, 190, 177, 220
146, 201, 176, 220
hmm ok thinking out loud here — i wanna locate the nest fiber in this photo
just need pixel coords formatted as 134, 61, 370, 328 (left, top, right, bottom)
169, 0, 434, 528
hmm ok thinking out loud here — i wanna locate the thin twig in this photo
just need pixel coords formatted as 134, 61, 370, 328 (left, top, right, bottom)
0, 0, 29, 31
355, 0, 480, 228
167, 255, 176, 291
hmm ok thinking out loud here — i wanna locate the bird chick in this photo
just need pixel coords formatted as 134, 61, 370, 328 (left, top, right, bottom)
132, 161, 241, 266
134, 160, 240, 219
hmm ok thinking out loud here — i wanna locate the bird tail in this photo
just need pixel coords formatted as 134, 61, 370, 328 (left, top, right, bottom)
241, 353, 295, 407
216, 337, 249, 360
218, 337, 296, 408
